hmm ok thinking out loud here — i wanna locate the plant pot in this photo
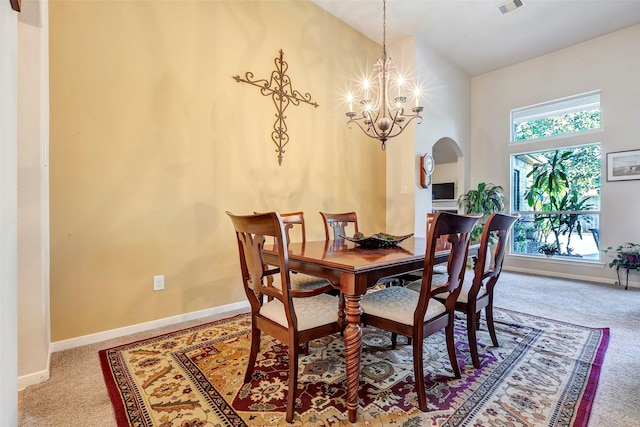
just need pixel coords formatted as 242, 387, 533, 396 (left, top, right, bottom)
622, 253, 640, 264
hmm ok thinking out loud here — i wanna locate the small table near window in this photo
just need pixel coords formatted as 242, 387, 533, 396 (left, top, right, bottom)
613, 259, 639, 290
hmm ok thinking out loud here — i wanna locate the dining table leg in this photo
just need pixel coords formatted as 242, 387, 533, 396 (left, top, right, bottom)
343, 293, 363, 423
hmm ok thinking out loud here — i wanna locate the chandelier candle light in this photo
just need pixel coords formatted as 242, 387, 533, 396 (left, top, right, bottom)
346, 0, 423, 150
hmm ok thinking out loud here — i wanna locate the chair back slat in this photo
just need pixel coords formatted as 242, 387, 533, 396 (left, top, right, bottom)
281, 211, 307, 244
254, 211, 306, 248
320, 211, 359, 240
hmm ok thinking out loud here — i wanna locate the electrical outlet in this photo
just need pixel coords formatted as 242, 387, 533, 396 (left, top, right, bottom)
153, 275, 164, 291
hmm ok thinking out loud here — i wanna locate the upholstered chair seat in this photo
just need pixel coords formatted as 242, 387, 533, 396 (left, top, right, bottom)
270, 273, 333, 292
408, 273, 487, 303
361, 286, 446, 325
260, 293, 338, 331
405, 273, 449, 292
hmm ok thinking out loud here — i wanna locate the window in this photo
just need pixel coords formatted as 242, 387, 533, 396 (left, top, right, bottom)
511, 145, 601, 260
510, 92, 602, 261
511, 91, 601, 142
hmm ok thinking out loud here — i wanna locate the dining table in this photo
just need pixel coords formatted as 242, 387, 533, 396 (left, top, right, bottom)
263, 236, 479, 422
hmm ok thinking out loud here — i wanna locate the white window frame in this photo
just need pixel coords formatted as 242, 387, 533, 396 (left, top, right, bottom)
510, 90, 601, 143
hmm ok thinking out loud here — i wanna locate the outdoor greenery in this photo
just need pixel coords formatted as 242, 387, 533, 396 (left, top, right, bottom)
538, 243, 559, 256
522, 146, 600, 256
514, 109, 601, 141
514, 145, 600, 255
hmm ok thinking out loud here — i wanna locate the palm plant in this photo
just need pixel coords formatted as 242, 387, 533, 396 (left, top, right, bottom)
524, 150, 593, 255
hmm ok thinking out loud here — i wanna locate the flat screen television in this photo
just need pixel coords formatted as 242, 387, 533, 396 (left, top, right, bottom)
432, 182, 455, 200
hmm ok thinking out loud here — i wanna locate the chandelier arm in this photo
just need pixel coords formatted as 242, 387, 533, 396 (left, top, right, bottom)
364, 110, 387, 139
348, 113, 384, 139
346, 119, 379, 139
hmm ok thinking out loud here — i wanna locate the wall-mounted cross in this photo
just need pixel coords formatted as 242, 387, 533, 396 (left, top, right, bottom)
233, 49, 318, 165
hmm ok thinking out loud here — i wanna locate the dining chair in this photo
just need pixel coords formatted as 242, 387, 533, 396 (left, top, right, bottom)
320, 210, 401, 287
227, 211, 342, 422
435, 212, 519, 368
258, 211, 333, 293
319, 211, 359, 240
359, 212, 479, 411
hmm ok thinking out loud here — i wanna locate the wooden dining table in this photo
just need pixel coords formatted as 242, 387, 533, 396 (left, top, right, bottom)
263, 236, 478, 422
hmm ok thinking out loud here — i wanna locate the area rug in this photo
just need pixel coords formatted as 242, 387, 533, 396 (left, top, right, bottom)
99, 308, 608, 427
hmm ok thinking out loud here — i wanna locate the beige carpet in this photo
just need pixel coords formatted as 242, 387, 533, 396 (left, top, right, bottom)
19, 272, 640, 426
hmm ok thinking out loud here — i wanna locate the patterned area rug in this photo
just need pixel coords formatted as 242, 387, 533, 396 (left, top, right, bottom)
99, 308, 608, 427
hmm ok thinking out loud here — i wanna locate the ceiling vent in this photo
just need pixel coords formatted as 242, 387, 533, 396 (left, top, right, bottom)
498, 0, 524, 15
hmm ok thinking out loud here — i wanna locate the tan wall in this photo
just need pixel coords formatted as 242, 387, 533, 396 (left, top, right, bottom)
49, 0, 386, 341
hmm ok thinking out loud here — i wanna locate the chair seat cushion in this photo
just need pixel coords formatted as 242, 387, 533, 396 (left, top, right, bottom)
259, 293, 338, 331
429, 275, 488, 303
455, 278, 488, 303
361, 286, 446, 326
271, 272, 331, 291
433, 264, 448, 275
405, 273, 449, 292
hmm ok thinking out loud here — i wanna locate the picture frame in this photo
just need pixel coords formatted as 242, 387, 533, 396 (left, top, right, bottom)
606, 149, 640, 181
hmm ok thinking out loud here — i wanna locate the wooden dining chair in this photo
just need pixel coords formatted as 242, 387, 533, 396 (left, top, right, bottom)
320, 210, 401, 287
227, 211, 342, 422
359, 212, 479, 411
258, 211, 333, 293
319, 211, 359, 240
437, 212, 519, 368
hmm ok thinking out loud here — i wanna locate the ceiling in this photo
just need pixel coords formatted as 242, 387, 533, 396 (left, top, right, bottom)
311, 0, 640, 77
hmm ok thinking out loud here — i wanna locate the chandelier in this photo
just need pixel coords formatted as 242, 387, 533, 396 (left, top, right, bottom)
346, 0, 423, 150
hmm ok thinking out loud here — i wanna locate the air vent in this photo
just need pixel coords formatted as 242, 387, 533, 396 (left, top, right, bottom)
498, 0, 523, 15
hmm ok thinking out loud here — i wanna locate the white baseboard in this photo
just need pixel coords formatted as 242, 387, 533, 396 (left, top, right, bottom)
503, 266, 639, 289
18, 348, 51, 391
51, 301, 250, 353
19, 301, 249, 390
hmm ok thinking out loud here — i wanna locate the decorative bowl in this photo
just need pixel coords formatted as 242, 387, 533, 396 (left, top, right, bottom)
340, 232, 414, 248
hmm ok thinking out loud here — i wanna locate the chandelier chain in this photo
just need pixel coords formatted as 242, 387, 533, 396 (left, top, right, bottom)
382, 0, 387, 61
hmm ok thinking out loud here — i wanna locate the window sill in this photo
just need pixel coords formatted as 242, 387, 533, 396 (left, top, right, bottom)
508, 253, 605, 268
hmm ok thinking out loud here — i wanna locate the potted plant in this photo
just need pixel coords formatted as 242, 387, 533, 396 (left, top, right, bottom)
538, 243, 559, 257
602, 243, 640, 270
457, 182, 505, 243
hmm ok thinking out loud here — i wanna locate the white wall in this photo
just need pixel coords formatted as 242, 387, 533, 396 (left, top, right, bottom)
17, 0, 50, 389
470, 24, 640, 285
0, 1, 19, 425
386, 35, 470, 238
411, 36, 470, 238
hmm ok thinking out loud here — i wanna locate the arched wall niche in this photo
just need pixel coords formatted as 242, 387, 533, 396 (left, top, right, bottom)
431, 137, 463, 213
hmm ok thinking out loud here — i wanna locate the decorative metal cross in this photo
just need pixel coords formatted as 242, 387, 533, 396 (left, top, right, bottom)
233, 49, 318, 165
